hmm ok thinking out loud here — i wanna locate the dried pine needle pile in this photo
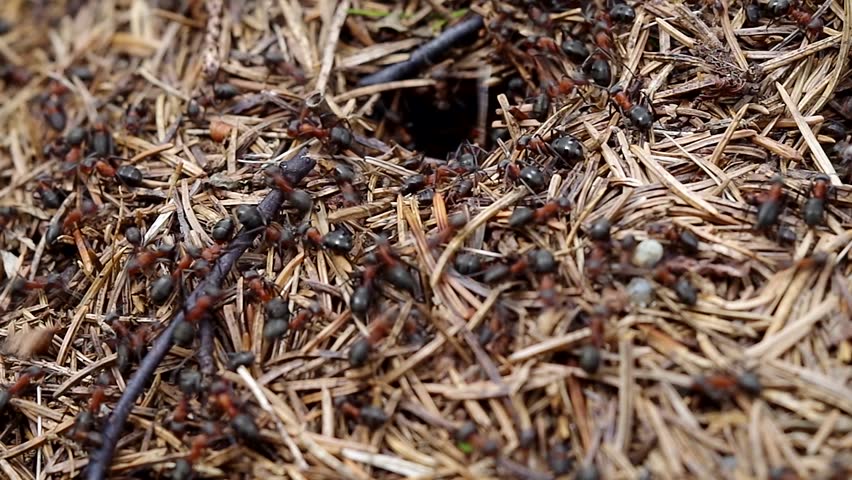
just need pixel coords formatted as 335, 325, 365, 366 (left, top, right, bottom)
1, 0, 852, 479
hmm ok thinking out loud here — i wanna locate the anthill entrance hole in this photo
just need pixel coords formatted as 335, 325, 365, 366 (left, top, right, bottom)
376, 77, 509, 158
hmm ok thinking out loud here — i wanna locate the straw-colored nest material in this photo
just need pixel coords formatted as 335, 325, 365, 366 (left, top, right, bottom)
0, 0, 851, 479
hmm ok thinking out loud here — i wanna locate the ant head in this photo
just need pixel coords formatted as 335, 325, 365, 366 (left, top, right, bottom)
814, 173, 831, 183
769, 174, 785, 185
243, 270, 261, 280
448, 212, 467, 229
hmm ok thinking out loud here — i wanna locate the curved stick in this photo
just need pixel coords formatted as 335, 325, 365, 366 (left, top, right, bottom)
357, 15, 484, 87
85, 149, 314, 480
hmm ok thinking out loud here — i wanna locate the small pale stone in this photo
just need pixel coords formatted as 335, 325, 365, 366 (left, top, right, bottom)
627, 277, 653, 307
631, 239, 663, 268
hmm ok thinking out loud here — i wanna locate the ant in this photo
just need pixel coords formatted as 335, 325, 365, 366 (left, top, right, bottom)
69, 372, 112, 447
171, 423, 223, 480
187, 288, 220, 324
108, 317, 155, 371
38, 81, 69, 132
335, 397, 390, 429
691, 371, 762, 403
246, 272, 280, 303
538, 271, 557, 307
171, 288, 221, 347
34, 176, 65, 210
610, 79, 654, 132
290, 302, 322, 331
77, 156, 144, 186
286, 118, 353, 152
209, 380, 260, 441
0, 366, 45, 413
338, 399, 388, 430
501, 161, 547, 192
428, 213, 467, 248
766, 0, 824, 38
653, 263, 698, 305
454, 421, 500, 456
400, 166, 457, 196
123, 102, 149, 135
90, 120, 114, 158
0, 64, 32, 86
648, 223, 700, 254
62, 198, 98, 233
264, 48, 308, 84
126, 244, 174, 276
478, 304, 515, 356
374, 236, 418, 295
483, 249, 557, 283
749, 175, 788, 231
584, 241, 610, 282
350, 263, 381, 317
348, 316, 391, 367
333, 164, 360, 206
803, 174, 832, 227
0, 206, 16, 231
265, 166, 312, 213
10, 273, 69, 299
508, 198, 572, 228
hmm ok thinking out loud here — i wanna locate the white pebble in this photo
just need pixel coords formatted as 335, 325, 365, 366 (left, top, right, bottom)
627, 277, 654, 307
632, 239, 663, 268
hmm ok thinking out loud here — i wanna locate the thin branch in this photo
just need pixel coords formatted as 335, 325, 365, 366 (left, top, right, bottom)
85, 149, 314, 480
357, 15, 485, 87
198, 317, 215, 377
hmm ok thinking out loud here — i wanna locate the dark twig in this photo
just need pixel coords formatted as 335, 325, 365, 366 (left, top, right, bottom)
198, 317, 215, 377
86, 149, 314, 480
357, 15, 485, 87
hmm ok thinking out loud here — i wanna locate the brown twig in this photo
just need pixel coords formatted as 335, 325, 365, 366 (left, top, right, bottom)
85, 150, 314, 480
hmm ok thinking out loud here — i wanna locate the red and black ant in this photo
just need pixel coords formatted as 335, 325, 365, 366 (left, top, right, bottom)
428, 213, 467, 248
803, 174, 832, 227
290, 302, 322, 331
38, 81, 69, 132
348, 316, 392, 367
287, 117, 353, 151
171, 423, 223, 480
350, 263, 381, 317
0, 366, 45, 413
610, 78, 654, 132
69, 372, 112, 447
61, 198, 98, 233
335, 397, 389, 429
766, 0, 824, 38
126, 244, 174, 276
373, 235, 418, 295
209, 380, 260, 441
123, 102, 149, 135
265, 166, 313, 213
691, 371, 762, 403
33, 176, 65, 209
508, 198, 572, 228
333, 164, 361, 206
748, 175, 788, 231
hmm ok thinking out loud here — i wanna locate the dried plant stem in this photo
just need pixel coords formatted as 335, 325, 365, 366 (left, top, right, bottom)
202, 0, 224, 82
85, 150, 314, 480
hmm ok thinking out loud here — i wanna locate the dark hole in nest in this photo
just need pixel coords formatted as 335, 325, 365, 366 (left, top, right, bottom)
376, 78, 511, 158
